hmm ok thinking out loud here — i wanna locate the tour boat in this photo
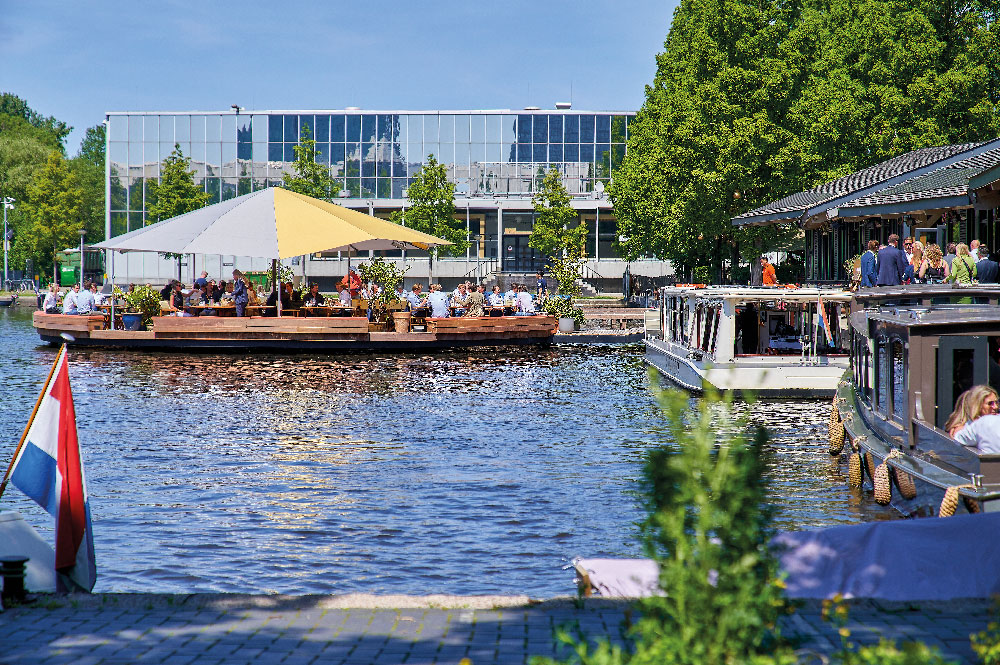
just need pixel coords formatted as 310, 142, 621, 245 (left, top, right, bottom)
832, 284, 1000, 516
644, 285, 853, 397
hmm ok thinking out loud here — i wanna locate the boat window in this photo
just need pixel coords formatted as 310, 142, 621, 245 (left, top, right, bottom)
709, 306, 722, 355
702, 306, 715, 352
891, 338, 906, 422
862, 338, 872, 403
875, 336, 888, 416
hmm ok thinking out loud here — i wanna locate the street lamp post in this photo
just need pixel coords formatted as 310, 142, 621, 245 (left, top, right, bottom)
79, 229, 87, 285
2, 197, 14, 289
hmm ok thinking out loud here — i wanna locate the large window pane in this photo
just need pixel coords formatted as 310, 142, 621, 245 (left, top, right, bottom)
484, 115, 500, 143
268, 143, 283, 162
471, 142, 485, 163
533, 143, 547, 162
283, 115, 297, 142
361, 114, 376, 142
109, 116, 128, 141
331, 115, 346, 143
439, 115, 455, 143
299, 115, 315, 140
580, 115, 595, 143
611, 115, 627, 143
284, 144, 295, 161
222, 143, 237, 176
269, 115, 283, 142
221, 114, 236, 141
517, 115, 532, 144
564, 143, 579, 162
143, 116, 158, 143
470, 115, 485, 143
396, 115, 409, 144
346, 115, 361, 143
611, 144, 625, 171
501, 115, 517, 143
517, 143, 531, 162
191, 116, 206, 142
206, 115, 221, 142
532, 115, 547, 143
596, 115, 611, 142
455, 143, 470, 165
549, 115, 563, 143
377, 114, 394, 142
564, 115, 579, 143
580, 143, 594, 162
549, 144, 563, 162
206, 142, 222, 175
314, 115, 330, 142
129, 178, 143, 210
423, 115, 438, 143
486, 143, 502, 163
128, 116, 143, 142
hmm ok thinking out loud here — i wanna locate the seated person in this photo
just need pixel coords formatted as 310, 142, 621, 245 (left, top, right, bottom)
170, 282, 186, 312
305, 283, 325, 306
426, 283, 450, 318
62, 283, 81, 314
337, 281, 351, 305
284, 282, 302, 308
43, 284, 61, 314
76, 282, 96, 314
946, 385, 999, 438
515, 285, 535, 315
187, 285, 205, 307
503, 284, 517, 302
954, 411, 1000, 457
465, 284, 485, 317
488, 285, 504, 307
159, 281, 175, 301
406, 283, 427, 312
451, 283, 469, 315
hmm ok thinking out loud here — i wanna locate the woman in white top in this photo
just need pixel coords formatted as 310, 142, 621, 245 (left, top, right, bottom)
43, 284, 60, 313
515, 285, 535, 315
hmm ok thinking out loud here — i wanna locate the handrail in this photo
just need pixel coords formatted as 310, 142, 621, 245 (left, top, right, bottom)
580, 263, 605, 281
463, 257, 499, 282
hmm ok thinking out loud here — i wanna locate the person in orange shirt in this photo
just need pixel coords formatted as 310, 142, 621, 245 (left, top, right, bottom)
344, 269, 362, 298
761, 256, 777, 285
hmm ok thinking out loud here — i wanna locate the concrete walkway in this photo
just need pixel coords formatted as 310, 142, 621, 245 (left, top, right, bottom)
0, 594, 993, 664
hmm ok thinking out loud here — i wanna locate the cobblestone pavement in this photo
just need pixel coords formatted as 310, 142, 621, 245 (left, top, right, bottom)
0, 594, 993, 664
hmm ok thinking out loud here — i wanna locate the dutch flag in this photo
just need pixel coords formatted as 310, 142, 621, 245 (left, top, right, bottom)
3, 346, 96, 592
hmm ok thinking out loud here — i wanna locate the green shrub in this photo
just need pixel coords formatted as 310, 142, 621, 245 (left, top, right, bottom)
115, 284, 161, 327
542, 296, 585, 326
970, 602, 1000, 665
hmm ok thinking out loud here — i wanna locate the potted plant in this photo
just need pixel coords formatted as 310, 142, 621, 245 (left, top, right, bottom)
543, 256, 586, 332
357, 257, 409, 331
114, 285, 161, 330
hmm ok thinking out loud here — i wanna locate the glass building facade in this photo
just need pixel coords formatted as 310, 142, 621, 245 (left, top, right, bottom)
106, 108, 640, 277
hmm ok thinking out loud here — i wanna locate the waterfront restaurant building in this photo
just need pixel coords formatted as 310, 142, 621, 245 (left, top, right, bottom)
733, 138, 1000, 282
105, 108, 665, 289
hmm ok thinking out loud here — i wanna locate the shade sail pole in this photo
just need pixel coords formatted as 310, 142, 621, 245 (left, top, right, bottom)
272, 258, 281, 317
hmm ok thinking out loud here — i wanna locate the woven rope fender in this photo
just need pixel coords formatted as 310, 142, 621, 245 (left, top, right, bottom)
864, 452, 875, 483
892, 466, 917, 500
848, 452, 863, 488
873, 460, 892, 505
939, 486, 959, 517
963, 496, 981, 514
828, 400, 845, 455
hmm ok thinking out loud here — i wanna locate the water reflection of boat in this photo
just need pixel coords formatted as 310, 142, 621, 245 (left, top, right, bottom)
834, 284, 1000, 516
32, 312, 558, 352
644, 286, 852, 397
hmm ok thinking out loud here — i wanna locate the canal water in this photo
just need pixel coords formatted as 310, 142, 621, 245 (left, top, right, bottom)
0, 309, 893, 595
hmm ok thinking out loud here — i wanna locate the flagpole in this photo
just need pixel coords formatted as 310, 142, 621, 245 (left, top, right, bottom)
0, 345, 65, 501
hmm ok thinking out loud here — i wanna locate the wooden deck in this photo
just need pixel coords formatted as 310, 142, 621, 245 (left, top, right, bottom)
32, 312, 557, 352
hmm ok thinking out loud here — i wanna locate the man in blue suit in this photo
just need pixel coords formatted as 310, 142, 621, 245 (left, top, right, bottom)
976, 246, 999, 284
860, 240, 878, 287
876, 234, 907, 286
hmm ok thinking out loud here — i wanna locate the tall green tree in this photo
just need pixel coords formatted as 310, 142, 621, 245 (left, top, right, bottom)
389, 155, 467, 279
71, 124, 107, 248
146, 144, 211, 222
611, 0, 1000, 282
21, 152, 84, 283
531, 168, 588, 294
0, 92, 71, 149
146, 144, 211, 279
282, 125, 336, 199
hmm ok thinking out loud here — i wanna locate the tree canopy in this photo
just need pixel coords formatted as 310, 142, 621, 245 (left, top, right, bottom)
530, 168, 586, 259
282, 125, 336, 199
390, 155, 467, 256
146, 144, 211, 222
610, 0, 1000, 279
22, 152, 84, 284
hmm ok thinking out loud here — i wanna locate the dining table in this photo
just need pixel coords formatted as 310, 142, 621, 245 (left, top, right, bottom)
184, 303, 238, 317
299, 305, 354, 317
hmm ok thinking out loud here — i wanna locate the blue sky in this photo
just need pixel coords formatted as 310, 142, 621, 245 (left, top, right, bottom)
1, 0, 677, 155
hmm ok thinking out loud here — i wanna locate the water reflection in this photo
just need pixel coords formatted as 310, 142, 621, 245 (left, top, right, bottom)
0, 310, 892, 595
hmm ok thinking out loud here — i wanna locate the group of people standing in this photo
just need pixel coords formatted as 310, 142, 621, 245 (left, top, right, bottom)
859, 234, 999, 287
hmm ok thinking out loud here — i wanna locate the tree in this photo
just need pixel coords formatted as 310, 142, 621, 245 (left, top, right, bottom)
23, 152, 84, 284
610, 0, 1000, 282
76, 124, 105, 170
282, 125, 336, 199
70, 124, 107, 250
531, 168, 588, 294
0, 92, 71, 148
389, 154, 467, 279
146, 144, 211, 279
146, 144, 211, 222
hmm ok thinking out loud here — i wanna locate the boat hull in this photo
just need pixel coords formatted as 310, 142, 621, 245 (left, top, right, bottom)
645, 337, 848, 398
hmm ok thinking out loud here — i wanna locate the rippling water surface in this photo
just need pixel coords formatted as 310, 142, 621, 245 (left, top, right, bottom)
0, 309, 893, 595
